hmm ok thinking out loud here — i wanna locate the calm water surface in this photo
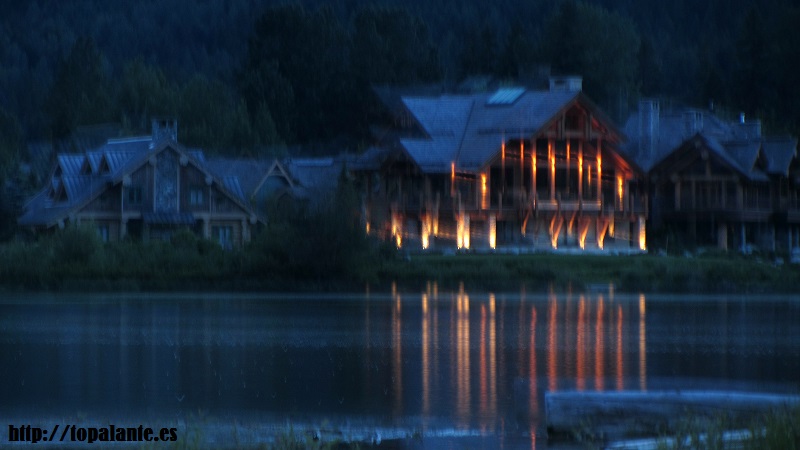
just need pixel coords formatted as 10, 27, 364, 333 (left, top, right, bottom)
1, 287, 799, 448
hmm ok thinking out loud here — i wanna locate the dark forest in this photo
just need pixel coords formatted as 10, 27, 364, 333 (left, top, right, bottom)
0, 0, 798, 227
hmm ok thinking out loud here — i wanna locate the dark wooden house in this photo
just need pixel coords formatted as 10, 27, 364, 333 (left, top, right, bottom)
623, 101, 800, 253
355, 77, 648, 252
19, 119, 263, 248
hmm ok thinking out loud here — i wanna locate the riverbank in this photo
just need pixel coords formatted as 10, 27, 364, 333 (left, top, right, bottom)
1, 246, 797, 294
2, 225, 798, 293
381, 252, 800, 294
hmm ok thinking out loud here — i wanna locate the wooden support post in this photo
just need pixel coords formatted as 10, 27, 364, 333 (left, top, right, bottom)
596, 217, 610, 250
531, 144, 536, 200
501, 139, 506, 197
717, 222, 727, 251
488, 213, 496, 249
638, 215, 646, 251
578, 141, 583, 207
596, 138, 602, 203
567, 210, 577, 240
740, 223, 746, 253
550, 214, 564, 249
578, 217, 591, 250
549, 139, 556, 201
566, 140, 571, 197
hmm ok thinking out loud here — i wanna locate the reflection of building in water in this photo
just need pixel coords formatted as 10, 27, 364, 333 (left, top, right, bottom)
478, 294, 498, 431
392, 283, 402, 416
543, 290, 646, 393
595, 295, 605, 391
407, 288, 647, 438
422, 291, 430, 417
639, 293, 647, 390
455, 284, 471, 427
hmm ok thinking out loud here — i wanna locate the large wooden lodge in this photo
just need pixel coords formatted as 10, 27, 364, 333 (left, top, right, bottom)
623, 101, 800, 253
354, 77, 648, 252
18, 76, 800, 256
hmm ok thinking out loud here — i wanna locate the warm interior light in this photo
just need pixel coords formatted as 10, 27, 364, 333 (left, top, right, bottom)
579, 225, 588, 250
457, 215, 464, 249
597, 154, 602, 183
639, 216, 646, 251
480, 173, 488, 210
422, 215, 430, 250
391, 213, 402, 248
489, 214, 496, 249
463, 215, 470, 249
617, 176, 624, 204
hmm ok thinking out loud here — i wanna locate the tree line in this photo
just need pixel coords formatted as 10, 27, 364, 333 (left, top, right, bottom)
1, 0, 800, 239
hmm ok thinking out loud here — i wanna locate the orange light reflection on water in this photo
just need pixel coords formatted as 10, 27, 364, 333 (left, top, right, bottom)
384, 286, 648, 447
595, 295, 605, 391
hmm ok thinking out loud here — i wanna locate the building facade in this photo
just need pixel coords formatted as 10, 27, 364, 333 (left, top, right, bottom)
19, 119, 262, 248
623, 101, 800, 253
355, 77, 648, 252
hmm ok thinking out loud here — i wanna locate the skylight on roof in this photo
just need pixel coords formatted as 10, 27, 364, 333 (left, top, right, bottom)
487, 87, 525, 105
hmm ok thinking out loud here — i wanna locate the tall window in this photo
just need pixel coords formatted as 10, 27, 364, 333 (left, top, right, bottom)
212, 225, 233, 250
97, 224, 109, 242
189, 187, 205, 206
127, 186, 143, 205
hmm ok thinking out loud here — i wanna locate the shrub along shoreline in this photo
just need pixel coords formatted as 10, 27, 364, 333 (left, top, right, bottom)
2, 224, 799, 294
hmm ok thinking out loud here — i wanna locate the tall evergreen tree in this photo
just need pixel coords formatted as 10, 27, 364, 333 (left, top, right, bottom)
45, 36, 113, 140
351, 6, 441, 85
540, 1, 640, 119
734, 8, 770, 118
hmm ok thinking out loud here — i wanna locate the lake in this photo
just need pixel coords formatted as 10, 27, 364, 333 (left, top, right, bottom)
2, 286, 799, 448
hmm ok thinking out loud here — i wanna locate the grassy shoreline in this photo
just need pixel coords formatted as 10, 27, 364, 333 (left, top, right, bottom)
381, 252, 800, 294
2, 239, 798, 294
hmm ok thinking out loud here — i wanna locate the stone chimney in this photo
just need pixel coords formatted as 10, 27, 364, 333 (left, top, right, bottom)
638, 99, 659, 160
549, 75, 582, 92
151, 118, 177, 147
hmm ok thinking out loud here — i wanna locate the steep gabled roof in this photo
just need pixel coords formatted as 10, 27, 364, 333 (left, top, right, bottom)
762, 138, 797, 175
205, 158, 294, 203
624, 105, 800, 181
284, 157, 344, 198
384, 87, 625, 174
19, 136, 263, 228
723, 140, 765, 178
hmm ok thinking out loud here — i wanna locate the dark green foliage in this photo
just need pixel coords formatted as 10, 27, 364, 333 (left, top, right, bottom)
176, 75, 257, 152
45, 36, 113, 140
116, 59, 177, 133
4, 0, 800, 151
351, 6, 441, 84
241, 3, 354, 145
540, 1, 640, 120
52, 224, 102, 266
246, 171, 381, 283
735, 8, 770, 118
